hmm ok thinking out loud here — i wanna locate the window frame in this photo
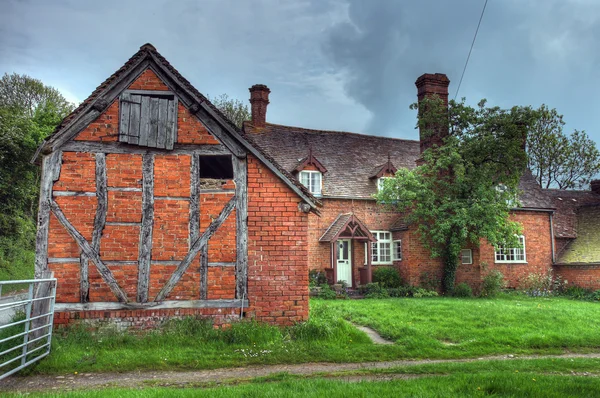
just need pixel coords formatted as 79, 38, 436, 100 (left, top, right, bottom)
392, 239, 403, 261
370, 230, 393, 265
299, 170, 322, 197
377, 176, 391, 192
495, 235, 527, 263
460, 249, 473, 265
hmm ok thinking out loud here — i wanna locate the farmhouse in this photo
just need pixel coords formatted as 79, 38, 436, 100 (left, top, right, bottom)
35, 44, 600, 328
243, 75, 600, 292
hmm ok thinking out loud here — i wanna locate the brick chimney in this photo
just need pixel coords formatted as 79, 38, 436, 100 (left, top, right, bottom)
591, 179, 600, 195
415, 73, 450, 154
249, 84, 270, 128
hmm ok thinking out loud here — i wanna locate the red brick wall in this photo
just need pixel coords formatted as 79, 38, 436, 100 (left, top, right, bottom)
403, 210, 553, 291
309, 198, 554, 292
47, 67, 310, 327
554, 265, 600, 290
246, 155, 309, 325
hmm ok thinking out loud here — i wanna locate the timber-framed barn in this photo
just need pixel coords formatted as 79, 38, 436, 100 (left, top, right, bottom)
34, 44, 319, 328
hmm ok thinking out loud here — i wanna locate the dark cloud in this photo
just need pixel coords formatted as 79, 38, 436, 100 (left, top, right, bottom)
0, 0, 599, 149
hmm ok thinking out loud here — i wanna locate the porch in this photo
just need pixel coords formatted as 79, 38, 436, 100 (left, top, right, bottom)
319, 213, 376, 288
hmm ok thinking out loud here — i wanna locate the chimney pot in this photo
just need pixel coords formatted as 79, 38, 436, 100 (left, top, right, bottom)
249, 84, 270, 128
591, 179, 600, 195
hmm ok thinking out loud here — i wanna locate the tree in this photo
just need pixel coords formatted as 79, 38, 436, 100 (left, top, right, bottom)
527, 105, 600, 189
208, 93, 250, 128
0, 73, 73, 240
377, 97, 537, 293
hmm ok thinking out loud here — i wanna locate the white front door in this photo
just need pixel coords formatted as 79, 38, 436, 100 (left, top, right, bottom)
336, 239, 352, 286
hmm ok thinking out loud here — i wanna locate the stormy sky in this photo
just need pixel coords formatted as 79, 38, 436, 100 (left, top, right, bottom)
1, 0, 599, 148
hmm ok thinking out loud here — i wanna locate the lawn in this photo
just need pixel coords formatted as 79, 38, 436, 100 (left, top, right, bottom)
6, 359, 600, 397
26, 295, 600, 374
319, 295, 600, 358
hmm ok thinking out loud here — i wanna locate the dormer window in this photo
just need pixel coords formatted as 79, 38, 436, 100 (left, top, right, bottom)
378, 177, 391, 192
299, 170, 322, 197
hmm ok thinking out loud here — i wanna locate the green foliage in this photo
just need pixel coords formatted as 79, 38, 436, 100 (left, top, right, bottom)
208, 93, 250, 128
453, 282, 473, 298
528, 104, 600, 189
361, 282, 390, 299
316, 284, 337, 300
0, 73, 74, 276
518, 268, 564, 297
419, 271, 438, 291
412, 288, 439, 298
386, 286, 438, 298
308, 269, 327, 287
378, 97, 535, 292
372, 266, 403, 288
480, 270, 505, 298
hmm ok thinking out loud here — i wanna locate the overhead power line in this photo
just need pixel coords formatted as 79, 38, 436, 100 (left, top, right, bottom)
454, 0, 489, 101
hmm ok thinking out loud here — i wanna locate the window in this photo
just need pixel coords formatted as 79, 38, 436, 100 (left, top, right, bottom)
199, 155, 233, 179
299, 170, 322, 196
393, 240, 403, 261
495, 235, 526, 263
119, 91, 178, 149
496, 184, 517, 207
461, 249, 472, 265
370, 231, 392, 264
377, 177, 391, 192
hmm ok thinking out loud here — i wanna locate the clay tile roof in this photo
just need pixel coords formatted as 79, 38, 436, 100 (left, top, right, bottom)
557, 204, 600, 264
320, 213, 353, 242
545, 189, 600, 238
390, 217, 409, 231
245, 122, 420, 199
517, 170, 555, 210
319, 213, 376, 242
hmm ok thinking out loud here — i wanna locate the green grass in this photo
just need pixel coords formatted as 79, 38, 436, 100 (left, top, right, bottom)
27, 296, 600, 374
320, 295, 600, 358
5, 371, 600, 397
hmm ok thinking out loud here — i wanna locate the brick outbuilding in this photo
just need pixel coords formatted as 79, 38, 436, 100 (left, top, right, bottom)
34, 44, 320, 328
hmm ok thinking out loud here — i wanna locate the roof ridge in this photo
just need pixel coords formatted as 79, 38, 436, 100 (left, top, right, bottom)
263, 122, 420, 144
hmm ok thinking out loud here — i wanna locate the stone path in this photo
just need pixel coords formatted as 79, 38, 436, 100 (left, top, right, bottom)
351, 323, 394, 345
3, 352, 600, 392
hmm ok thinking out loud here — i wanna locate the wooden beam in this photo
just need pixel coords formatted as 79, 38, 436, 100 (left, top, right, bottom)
195, 105, 246, 158
137, 153, 154, 303
60, 141, 230, 155
189, 154, 201, 296
50, 200, 129, 302
34, 151, 62, 278
155, 196, 236, 302
79, 153, 107, 303
47, 58, 151, 151
200, 245, 208, 300
233, 156, 248, 300
124, 89, 174, 96
333, 241, 338, 284
55, 299, 249, 312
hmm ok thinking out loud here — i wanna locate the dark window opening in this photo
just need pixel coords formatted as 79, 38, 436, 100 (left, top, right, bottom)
199, 155, 233, 179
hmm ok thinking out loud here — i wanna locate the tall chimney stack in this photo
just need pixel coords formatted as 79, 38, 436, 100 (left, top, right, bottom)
591, 179, 600, 195
249, 84, 270, 128
415, 73, 450, 154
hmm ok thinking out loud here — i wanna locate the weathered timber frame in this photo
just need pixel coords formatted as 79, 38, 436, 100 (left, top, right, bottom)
34, 44, 315, 310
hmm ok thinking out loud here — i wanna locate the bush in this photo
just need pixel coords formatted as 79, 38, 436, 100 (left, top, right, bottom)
308, 270, 327, 287
412, 288, 438, 298
561, 286, 600, 301
316, 284, 337, 300
388, 286, 414, 297
453, 283, 473, 298
481, 270, 505, 297
372, 267, 403, 288
518, 268, 564, 297
419, 271, 438, 291
361, 283, 390, 299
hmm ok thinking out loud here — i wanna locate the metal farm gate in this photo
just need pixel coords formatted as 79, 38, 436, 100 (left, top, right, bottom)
0, 277, 56, 380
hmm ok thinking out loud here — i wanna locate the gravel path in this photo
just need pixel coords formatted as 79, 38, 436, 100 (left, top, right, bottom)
3, 352, 600, 392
